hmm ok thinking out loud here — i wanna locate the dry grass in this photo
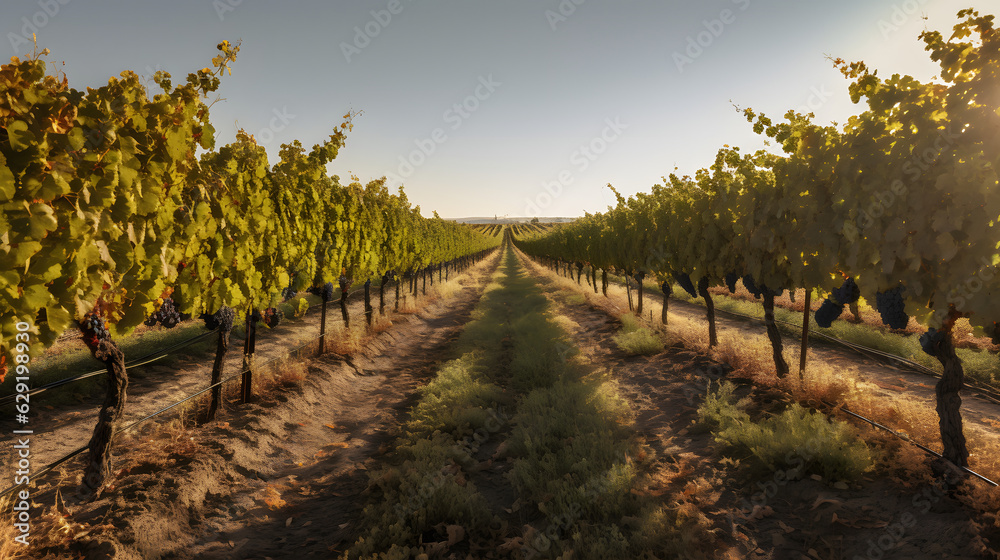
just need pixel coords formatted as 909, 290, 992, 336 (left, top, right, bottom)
550, 313, 581, 335
0, 488, 92, 559
115, 418, 206, 476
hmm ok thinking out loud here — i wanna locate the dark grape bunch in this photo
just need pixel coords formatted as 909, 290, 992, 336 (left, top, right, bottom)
875, 286, 908, 329
831, 278, 861, 305
742, 275, 763, 298
919, 328, 945, 357
697, 276, 710, 295
281, 286, 297, 301
263, 307, 283, 329
674, 272, 698, 298
145, 298, 182, 329
81, 313, 110, 351
307, 282, 335, 301
201, 306, 235, 332
815, 299, 844, 328
633, 271, 646, 283
660, 281, 673, 296
250, 309, 263, 324
724, 272, 739, 294
339, 275, 350, 291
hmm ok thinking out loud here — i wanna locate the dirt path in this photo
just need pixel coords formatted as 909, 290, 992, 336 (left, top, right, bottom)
519, 253, 1000, 559
18, 255, 500, 560
0, 278, 449, 476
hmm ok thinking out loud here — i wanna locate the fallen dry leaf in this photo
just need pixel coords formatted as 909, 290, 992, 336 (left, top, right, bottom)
446, 524, 465, 546
810, 496, 841, 510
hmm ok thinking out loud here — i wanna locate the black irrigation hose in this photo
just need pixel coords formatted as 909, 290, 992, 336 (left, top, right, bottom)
827, 402, 998, 487
0, 328, 221, 406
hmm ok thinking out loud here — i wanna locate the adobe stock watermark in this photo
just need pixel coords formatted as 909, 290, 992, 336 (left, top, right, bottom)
7, 0, 72, 56
795, 84, 835, 116
340, 0, 416, 64
878, 0, 931, 41
252, 107, 296, 146
673, 0, 751, 73
544, 0, 587, 31
213, 0, 243, 22
945, 259, 996, 314
386, 75, 501, 183
524, 117, 627, 217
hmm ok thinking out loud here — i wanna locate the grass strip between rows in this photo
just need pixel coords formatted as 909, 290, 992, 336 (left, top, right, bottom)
344, 247, 715, 559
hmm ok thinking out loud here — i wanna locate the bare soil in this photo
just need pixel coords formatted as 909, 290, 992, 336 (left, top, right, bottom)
11, 257, 499, 560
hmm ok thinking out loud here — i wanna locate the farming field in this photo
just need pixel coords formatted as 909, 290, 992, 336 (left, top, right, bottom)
3, 3, 1000, 560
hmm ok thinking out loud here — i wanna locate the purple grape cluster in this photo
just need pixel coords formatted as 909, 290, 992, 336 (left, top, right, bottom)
674, 272, 698, 298
282, 286, 297, 301
724, 272, 739, 294
82, 314, 110, 340
263, 307, 283, 329
875, 286, 908, 329
919, 328, 945, 357
201, 306, 235, 332
742, 275, 763, 298
815, 299, 844, 328
307, 282, 335, 301
697, 276, 710, 295
660, 281, 673, 296
145, 298, 182, 329
831, 278, 860, 305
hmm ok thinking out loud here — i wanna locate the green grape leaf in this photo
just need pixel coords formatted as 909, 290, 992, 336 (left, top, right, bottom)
7, 121, 36, 152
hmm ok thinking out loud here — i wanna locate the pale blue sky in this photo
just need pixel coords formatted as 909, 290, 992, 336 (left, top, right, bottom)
2, 0, 987, 218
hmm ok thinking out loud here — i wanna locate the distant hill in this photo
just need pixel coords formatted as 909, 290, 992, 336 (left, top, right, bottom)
451, 217, 578, 224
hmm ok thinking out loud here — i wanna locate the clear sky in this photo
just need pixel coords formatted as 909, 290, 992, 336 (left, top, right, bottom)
2, 0, 990, 218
